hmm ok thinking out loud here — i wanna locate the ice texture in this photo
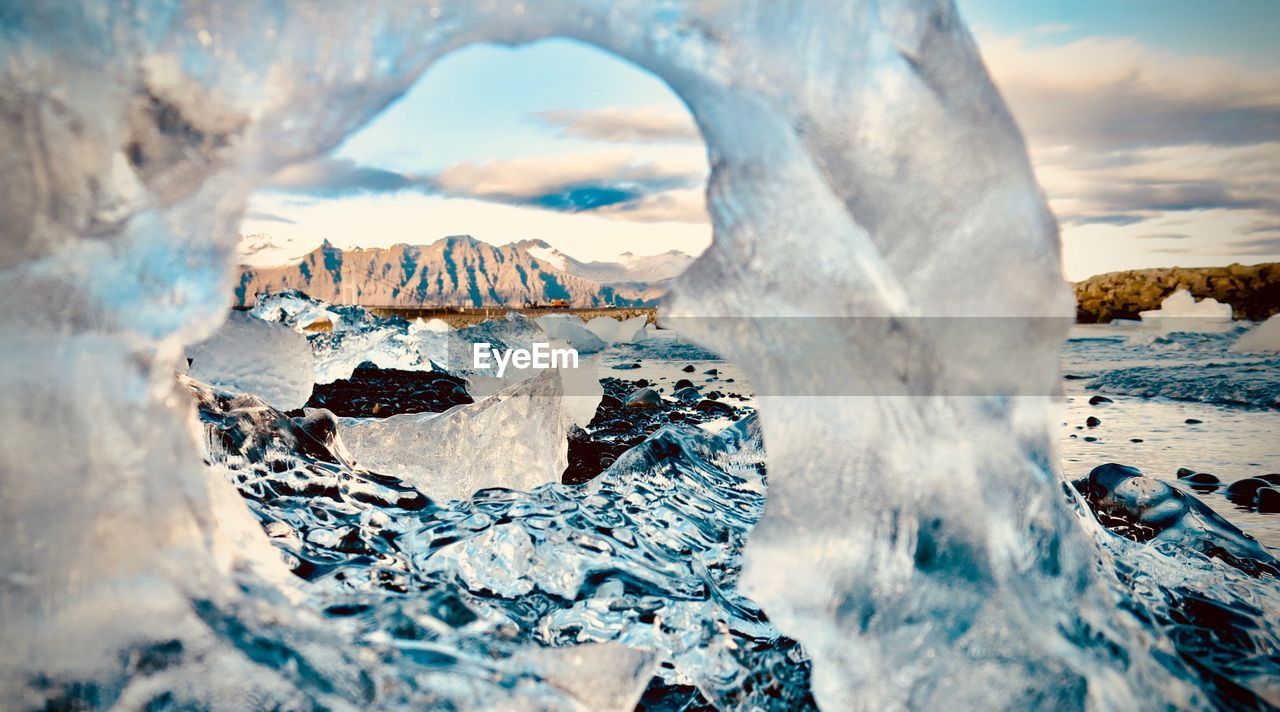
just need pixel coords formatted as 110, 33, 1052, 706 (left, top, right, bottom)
188, 372, 810, 708
187, 310, 316, 410
1232, 314, 1280, 353
340, 367, 601, 501
1, 0, 1261, 708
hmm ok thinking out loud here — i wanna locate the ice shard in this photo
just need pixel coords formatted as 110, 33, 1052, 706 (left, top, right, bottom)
341, 367, 601, 501
187, 310, 316, 410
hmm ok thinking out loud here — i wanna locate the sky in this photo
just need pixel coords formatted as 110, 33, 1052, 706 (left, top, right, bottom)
239, 1, 1280, 281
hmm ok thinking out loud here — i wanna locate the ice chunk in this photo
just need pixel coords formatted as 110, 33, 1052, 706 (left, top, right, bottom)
534, 314, 607, 354
410, 317, 451, 334
341, 367, 601, 501
584, 315, 648, 344
1231, 314, 1280, 353
187, 311, 315, 410
250, 291, 345, 333
510, 643, 657, 711
1139, 289, 1234, 334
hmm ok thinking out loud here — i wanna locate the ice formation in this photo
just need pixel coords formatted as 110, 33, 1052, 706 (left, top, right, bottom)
186, 310, 316, 410
340, 367, 601, 501
3, 0, 1268, 709
534, 314, 608, 354
1139, 289, 1234, 331
1231, 313, 1280, 353
584, 314, 649, 344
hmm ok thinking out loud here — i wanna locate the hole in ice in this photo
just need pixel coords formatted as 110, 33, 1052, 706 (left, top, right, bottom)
235, 38, 711, 307
182, 37, 797, 710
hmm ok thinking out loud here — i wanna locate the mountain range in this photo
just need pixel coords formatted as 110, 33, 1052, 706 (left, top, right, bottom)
234, 236, 693, 307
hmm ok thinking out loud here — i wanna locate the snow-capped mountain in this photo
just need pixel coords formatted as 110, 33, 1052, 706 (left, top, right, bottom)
518, 239, 694, 284
235, 235, 689, 307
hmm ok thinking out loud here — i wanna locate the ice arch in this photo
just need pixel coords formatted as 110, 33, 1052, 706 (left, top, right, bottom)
1, 1, 1188, 708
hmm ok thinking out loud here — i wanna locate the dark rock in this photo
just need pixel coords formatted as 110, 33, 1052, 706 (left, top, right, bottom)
703, 368, 719, 375
1181, 472, 1219, 485
1083, 436, 1098, 442
624, 387, 663, 408
1088, 395, 1113, 405
612, 362, 642, 370
1179, 472, 1220, 492
1130, 438, 1143, 443
706, 390, 724, 399
1256, 487, 1280, 514
598, 394, 622, 411
305, 361, 471, 418
1257, 474, 1280, 485
1086, 416, 1101, 427
674, 378, 694, 390
682, 364, 696, 373
1226, 477, 1272, 504
1176, 467, 1197, 478
1185, 418, 1203, 425
694, 399, 734, 415
674, 386, 702, 403
562, 377, 758, 486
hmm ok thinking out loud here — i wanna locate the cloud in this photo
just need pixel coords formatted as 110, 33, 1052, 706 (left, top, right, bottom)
533, 107, 700, 143
595, 188, 708, 223
979, 33, 1280, 233
260, 151, 709, 223
1228, 236, 1280, 255
236, 232, 288, 256
1238, 220, 1280, 237
264, 158, 436, 197
983, 35, 1280, 151
242, 210, 296, 225
1137, 232, 1190, 240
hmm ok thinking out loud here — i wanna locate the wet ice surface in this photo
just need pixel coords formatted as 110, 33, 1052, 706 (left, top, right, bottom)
187, 365, 816, 710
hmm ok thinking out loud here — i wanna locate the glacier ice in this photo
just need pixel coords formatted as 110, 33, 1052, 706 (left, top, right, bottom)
1139, 288, 1234, 333
585, 314, 649, 344
2, 0, 1269, 708
340, 367, 601, 501
534, 314, 608, 354
187, 310, 316, 410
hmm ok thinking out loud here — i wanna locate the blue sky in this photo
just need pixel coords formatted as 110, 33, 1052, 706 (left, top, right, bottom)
240, 1, 1280, 281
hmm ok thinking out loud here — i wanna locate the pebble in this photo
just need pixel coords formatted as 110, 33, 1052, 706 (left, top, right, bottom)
1088, 395, 1113, 405
1257, 487, 1280, 514
624, 387, 662, 408
1225, 477, 1271, 502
